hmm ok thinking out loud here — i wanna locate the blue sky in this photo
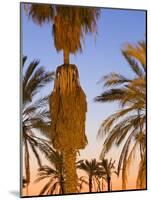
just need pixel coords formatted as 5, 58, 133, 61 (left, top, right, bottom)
22, 5, 146, 160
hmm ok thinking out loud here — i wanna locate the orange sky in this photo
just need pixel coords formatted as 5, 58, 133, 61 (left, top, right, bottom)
22, 144, 143, 197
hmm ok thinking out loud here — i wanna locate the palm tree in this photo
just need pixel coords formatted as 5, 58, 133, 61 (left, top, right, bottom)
77, 159, 104, 192
22, 177, 27, 188
34, 149, 64, 195
99, 158, 115, 191
25, 3, 101, 193
22, 56, 54, 195
25, 3, 100, 64
77, 176, 89, 193
95, 40, 146, 189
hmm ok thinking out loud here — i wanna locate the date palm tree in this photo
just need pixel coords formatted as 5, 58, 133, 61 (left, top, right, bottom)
34, 149, 64, 195
22, 56, 54, 195
25, 3, 101, 193
99, 158, 115, 191
77, 159, 104, 192
95, 40, 146, 189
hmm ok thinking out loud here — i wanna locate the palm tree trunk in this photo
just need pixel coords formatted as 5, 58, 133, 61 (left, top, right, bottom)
107, 176, 111, 191
138, 109, 144, 160
102, 178, 104, 191
62, 149, 77, 193
89, 175, 92, 192
26, 184, 29, 196
63, 49, 69, 64
60, 174, 64, 194
97, 178, 101, 192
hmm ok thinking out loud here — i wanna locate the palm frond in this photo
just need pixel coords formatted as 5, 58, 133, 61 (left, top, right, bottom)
39, 179, 54, 195
24, 139, 30, 184
27, 4, 55, 25
136, 151, 146, 189
26, 4, 101, 57
49, 181, 59, 194
28, 140, 42, 167
117, 130, 135, 189
24, 69, 54, 101
94, 88, 125, 103
101, 73, 131, 87
122, 51, 144, 77
22, 56, 27, 67
122, 41, 146, 68
23, 59, 40, 97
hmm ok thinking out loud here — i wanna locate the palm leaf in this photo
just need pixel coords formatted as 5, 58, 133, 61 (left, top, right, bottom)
39, 179, 54, 195
101, 72, 131, 87
94, 88, 125, 103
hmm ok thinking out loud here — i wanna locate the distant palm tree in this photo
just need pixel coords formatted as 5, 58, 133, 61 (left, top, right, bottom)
95, 40, 146, 189
22, 177, 27, 188
25, 4, 100, 64
34, 149, 64, 195
99, 158, 115, 191
77, 159, 104, 192
22, 56, 54, 195
77, 175, 89, 193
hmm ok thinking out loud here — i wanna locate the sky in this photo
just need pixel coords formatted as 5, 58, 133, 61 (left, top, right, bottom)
21, 3, 146, 196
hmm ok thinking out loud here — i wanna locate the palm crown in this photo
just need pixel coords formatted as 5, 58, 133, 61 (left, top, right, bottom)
77, 159, 104, 192
99, 158, 115, 191
25, 4, 100, 64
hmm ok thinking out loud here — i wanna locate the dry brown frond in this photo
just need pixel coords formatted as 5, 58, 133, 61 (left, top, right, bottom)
49, 64, 87, 151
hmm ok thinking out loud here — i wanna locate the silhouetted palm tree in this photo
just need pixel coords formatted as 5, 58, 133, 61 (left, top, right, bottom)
22, 56, 54, 194
77, 159, 104, 192
77, 176, 89, 193
95, 40, 146, 189
22, 177, 27, 188
99, 158, 115, 191
34, 149, 64, 195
